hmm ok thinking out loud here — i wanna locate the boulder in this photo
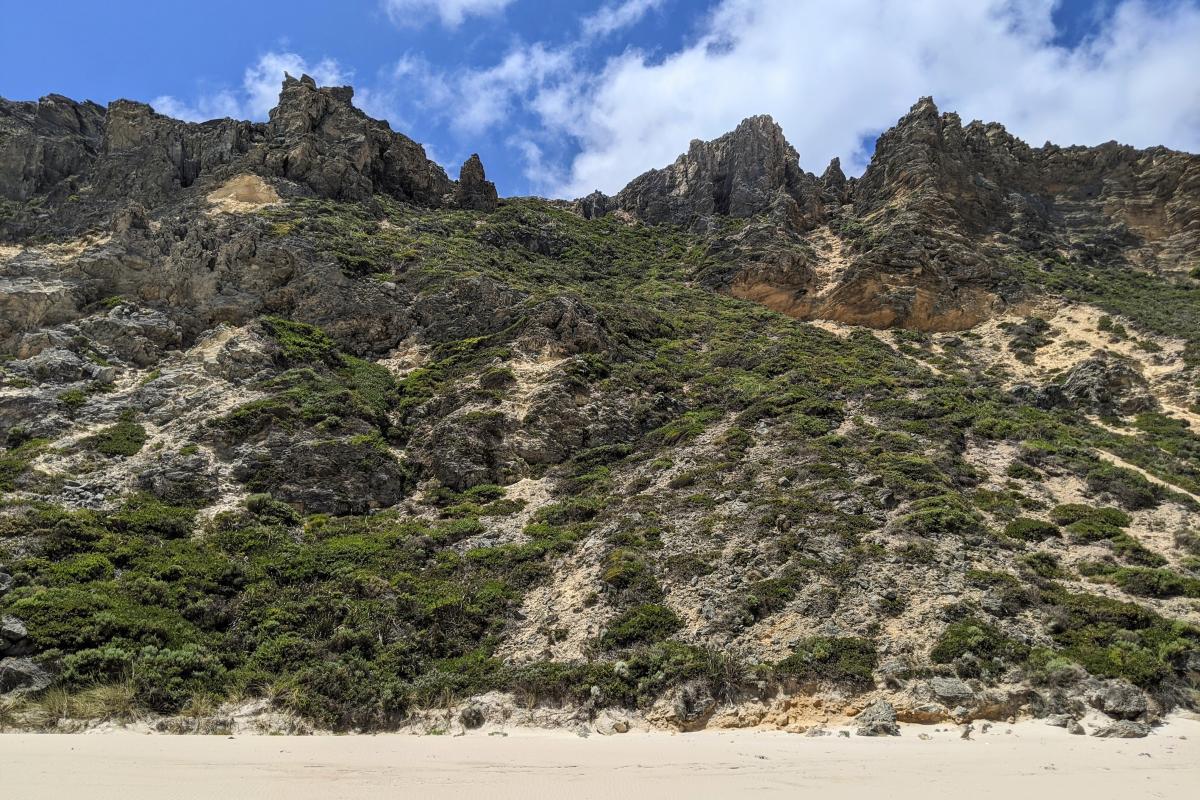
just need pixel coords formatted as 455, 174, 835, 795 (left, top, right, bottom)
1095, 682, 1148, 721
459, 704, 486, 730
0, 657, 51, 694
928, 677, 975, 705
1091, 720, 1151, 739
855, 699, 900, 736
0, 615, 27, 643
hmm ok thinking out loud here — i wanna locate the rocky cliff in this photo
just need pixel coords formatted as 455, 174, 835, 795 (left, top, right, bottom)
582, 96, 1200, 332
1, 79, 1199, 737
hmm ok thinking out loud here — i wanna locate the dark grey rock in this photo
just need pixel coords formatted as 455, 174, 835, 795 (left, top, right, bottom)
1060, 355, 1157, 416
0, 615, 27, 643
929, 677, 975, 704
1096, 682, 1148, 721
454, 154, 497, 212
0, 657, 51, 694
1091, 720, 1151, 738
855, 699, 900, 737
459, 705, 486, 729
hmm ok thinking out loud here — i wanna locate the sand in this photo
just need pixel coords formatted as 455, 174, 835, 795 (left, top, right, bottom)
4, 718, 1199, 800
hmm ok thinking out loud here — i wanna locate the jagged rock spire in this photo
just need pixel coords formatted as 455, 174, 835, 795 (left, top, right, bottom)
454, 153, 498, 211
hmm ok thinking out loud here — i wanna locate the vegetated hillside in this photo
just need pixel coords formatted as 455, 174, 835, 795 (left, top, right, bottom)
1, 76, 1199, 735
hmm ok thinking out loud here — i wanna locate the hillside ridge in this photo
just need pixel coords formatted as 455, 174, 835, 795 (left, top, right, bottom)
1, 75, 1199, 737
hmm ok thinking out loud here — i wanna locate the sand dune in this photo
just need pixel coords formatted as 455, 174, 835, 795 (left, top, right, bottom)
4, 717, 1199, 800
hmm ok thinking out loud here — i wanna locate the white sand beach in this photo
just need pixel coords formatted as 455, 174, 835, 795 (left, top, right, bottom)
5, 717, 1199, 800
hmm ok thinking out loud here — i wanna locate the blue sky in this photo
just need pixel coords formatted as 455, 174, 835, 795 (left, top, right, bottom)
3, 1, 1198, 197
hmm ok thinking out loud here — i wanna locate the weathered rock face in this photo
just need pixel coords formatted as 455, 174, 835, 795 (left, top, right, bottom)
0, 74, 498, 240
0, 94, 106, 202
582, 115, 822, 231
583, 96, 1200, 331
96, 100, 260, 205
854, 699, 900, 736
255, 74, 454, 204
454, 153, 498, 212
3, 79, 1200, 733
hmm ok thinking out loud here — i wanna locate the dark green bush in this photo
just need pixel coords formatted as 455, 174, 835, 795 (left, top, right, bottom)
109, 495, 196, 539
775, 636, 877, 684
84, 415, 147, 457
931, 617, 1029, 668
600, 604, 682, 649
1085, 464, 1162, 510
1004, 517, 1059, 542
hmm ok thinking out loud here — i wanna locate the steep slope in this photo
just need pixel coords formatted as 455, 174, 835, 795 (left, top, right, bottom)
1, 80, 1199, 735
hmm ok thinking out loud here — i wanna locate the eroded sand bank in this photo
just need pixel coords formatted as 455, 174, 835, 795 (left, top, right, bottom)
4, 717, 1199, 800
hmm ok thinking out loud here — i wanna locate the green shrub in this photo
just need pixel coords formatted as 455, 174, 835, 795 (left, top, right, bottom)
58, 388, 88, 414
1085, 464, 1162, 510
0, 438, 48, 490
1022, 551, 1066, 579
84, 415, 147, 457
109, 495, 196, 539
775, 636, 877, 684
899, 493, 980, 537
262, 317, 336, 364
600, 604, 682, 648
1044, 589, 1199, 688
649, 411, 719, 446
534, 496, 604, 524
245, 494, 301, 526
1050, 504, 1131, 527
1004, 517, 1060, 542
600, 549, 659, 600
1081, 563, 1200, 598
931, 617, 1029, 670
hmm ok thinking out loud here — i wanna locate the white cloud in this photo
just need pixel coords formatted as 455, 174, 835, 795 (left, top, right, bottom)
151, 51, 350, 122
149, 90, 241, 123
581, 0, 664, 38
393, 45, 574, 136
534, 0, 1200, 196
382, 0, 515, 28
242, 52, 349, 118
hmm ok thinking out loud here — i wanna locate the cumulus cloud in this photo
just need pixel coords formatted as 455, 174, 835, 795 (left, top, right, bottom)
151, 51, 350, 122
581, 0, 665, 38
382, 0, 515, 28
547, 0, 1200, 196
242, 52, 349, 118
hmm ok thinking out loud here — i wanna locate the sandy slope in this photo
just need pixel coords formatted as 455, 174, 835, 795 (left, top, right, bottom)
5, 718, 1199, 800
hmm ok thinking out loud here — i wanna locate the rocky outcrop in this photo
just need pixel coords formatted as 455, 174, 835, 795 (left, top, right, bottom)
0, 657, 50, 694
1060, 354, 1157, 415
254, 74, 453, 204
0, 74, 503, 240
1091, 719, 1151, 738
454, 153, 498, 212
0, 94, 105, 202
854, 699, 900, 736
580, 115, 822, 231
581, 95, 1200, 331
